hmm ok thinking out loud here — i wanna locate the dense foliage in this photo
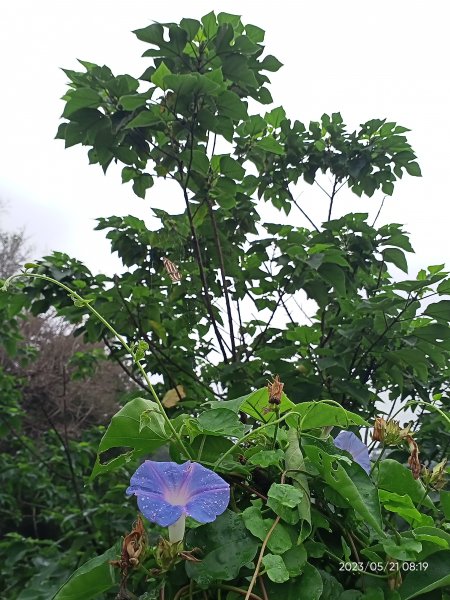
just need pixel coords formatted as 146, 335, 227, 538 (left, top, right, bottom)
1, 11, 450, 600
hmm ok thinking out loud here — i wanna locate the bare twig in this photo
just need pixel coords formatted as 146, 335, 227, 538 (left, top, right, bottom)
290, 195, 319, 231
371, 196, 386, 227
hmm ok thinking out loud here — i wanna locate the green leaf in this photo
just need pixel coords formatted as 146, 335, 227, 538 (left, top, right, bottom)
180, 18, 201, 40
318, 263, 347, 296
398, 551, 450, 599
265, 106, 286, 128
411, 526, 450, 559
91, 398, 169, 479
219, 155, 245, 180
132, 173, 153, 198
242, 114, 266, 136
424, 300, 450, 321
206, 396, 246, 413
383, 248, 408, 273
404, 161, 422, 177
256, 136, 285, 155
440, 491, 450, 520
133, 23, 164, 45
186, 510, 258, 586
285, 428, 311, 542
248, 449, 284, 467
282, 544, 307, 577
288, 402, 369, 430
139, 407, 167, 439
267, 483, 303, 524
382, 536, 422, 561
242, 505, 292, 554
151, 61, 172, 88
377, 460, 434, 510
379, 490, 433, 526
119, 91, 153, 110
262, 554, 290, 583
216, 90, 248, 121
201, 11, 218, 37
52, 545, 117, 599
245, 23, 265, 43
304, 442, 384, 536
186, 149, 210, 176
62, 88, 101, 117
197, 408, 245, 438
239, 387, 295, 423
265, 563, 323, 600
260, 54, 283, 72
413, 323, 450, 348
187, 435, 238, 468
437, 278, 450, 294
126, 109, 161, 129
268, 483, 303, 508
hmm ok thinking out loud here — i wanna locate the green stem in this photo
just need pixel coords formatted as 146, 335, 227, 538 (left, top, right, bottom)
384, 518, 402, 543
407, 400, 450, 427
3, 272, 192, 458
271, 407, 280, 449
416, 483, 431, 512
196, 434, 206, 461
213, 412, 295, 470
370, 445, 387, 475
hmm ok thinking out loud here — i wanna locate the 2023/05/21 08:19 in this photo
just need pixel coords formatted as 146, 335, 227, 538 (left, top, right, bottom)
339, 561, 429, 573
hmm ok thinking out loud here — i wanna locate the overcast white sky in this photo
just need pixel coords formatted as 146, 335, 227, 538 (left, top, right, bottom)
1, 1, 449, 277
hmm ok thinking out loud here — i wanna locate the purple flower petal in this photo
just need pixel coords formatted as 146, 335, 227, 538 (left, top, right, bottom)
186, 487, 231, 523
136, 493, 183, 527
126, 460, 230, 527
334, 431, 371, 474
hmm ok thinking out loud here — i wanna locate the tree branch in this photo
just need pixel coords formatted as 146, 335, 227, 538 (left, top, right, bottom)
327, 177, 338, 221
178, 102, 229, 363
288, 191, 319, 231
251, 290, 285, 353
206, 196, 237, 361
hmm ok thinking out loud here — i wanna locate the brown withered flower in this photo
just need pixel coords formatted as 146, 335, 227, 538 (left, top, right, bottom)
372, 416, 386, 442
110, 515, 147, 580
406, 435, 421, 480
372, 417, 421, 479
372, 417, 413, 446
267, 375, 283, 406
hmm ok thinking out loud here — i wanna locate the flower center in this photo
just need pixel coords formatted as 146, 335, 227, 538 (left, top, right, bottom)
164, 486, 190, 506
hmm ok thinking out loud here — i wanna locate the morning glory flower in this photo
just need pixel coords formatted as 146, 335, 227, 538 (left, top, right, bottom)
334, 431, 371, 474
126, 461, 230, 542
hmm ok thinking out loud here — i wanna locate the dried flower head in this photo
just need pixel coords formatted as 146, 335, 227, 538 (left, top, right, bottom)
110, 515, 147, 582
267, 375, 283, 406
421, 457, 448, 490
406, 435, 421, 480
372, 416, 386, 442
372, 417, 412, 446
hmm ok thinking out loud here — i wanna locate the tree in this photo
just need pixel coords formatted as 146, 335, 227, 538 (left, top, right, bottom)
2, 11, 449, 599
